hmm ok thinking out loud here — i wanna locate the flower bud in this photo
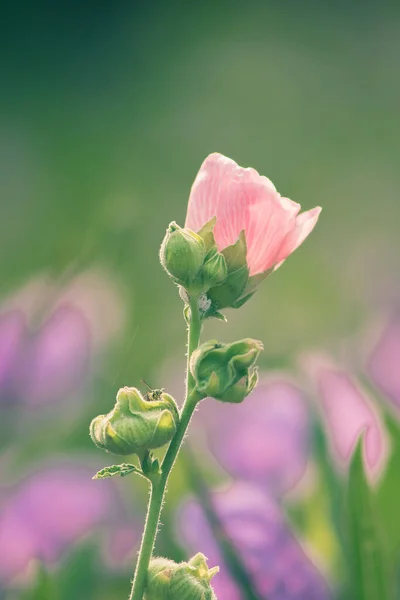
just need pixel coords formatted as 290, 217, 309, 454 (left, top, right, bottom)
90, 387, 179, 456
205, 232, 250, 315
190, 338, 263, 403
160, 222, 206, 289
145, 554, 218, 600
194, 220, 273, 318
201, 248, 228, 288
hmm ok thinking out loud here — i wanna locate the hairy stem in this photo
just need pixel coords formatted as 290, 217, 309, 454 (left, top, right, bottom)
129, 295, 202, 600
128, 480, 164, 600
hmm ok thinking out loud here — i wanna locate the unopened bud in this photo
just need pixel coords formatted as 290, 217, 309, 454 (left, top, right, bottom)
201, 248, 228, 287
90, 387, 179, 456
160, 222, 206, 289
205, 232, 250, 314
190, 338, 263, 403
145, 554, 218, 600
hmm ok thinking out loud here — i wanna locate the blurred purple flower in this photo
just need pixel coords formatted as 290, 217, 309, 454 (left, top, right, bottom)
0, 268, 126, 408
179, 481, 330, 600
0, 311, 25, 395
15, 307, 91, 407
102, 526, 138, 570
0, 463, 137, 583
197, 378, 310, 496
304, 355, 388, 482
368, 318, 400, 408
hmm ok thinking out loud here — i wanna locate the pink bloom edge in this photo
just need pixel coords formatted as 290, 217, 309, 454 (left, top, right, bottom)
185, 153, 321, 276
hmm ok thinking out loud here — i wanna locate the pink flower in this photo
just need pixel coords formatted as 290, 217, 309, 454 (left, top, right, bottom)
304, 355, 388, 482
368, 317, 400, 408
0, 462, 140, 584
185, 153, 321, 276
197, 377, 310, 496
16, 306, 91, 407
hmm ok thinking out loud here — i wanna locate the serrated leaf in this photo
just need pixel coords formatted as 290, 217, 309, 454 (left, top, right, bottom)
346, 436, 391, 599
93, 463, 138, 479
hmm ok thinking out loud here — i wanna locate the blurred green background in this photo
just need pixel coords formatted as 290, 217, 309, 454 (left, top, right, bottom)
1, 1, 400, 599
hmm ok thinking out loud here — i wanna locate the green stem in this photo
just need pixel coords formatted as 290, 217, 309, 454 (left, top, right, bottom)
129, 295, 202, 600
128, 481, 164, 600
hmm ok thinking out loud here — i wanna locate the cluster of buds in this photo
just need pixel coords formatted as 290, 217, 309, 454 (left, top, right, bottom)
159, 219, 263, 317
190, 338, 263, 403
144, 553, 219, 600
90, 387, 179, 457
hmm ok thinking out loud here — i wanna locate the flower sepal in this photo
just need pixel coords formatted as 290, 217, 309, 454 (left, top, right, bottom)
190, 338, 263, 403
145, 553, 219, 600
230, 268, 273, 309
199, 229, 267, 318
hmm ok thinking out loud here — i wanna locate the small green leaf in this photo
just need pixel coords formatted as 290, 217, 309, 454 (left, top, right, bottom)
141, 451, 162, 477
346, 436, 391, 599
92, 463, 139, 479
211, 311, 227, 322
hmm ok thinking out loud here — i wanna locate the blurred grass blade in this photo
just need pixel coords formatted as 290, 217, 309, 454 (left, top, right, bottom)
376, 411, 400, 569
347, 436, 390, 600
21, 563, 59, 600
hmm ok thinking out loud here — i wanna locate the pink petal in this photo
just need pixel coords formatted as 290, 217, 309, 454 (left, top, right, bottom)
275, 207, 322, 268
316, 367, 387, 481
185, 153, 320, 275
198, 377, 309, 495
245, 195, 300, 275
17, 306, 91, 406
368, 319, 400, 407
0, 507, 39, 581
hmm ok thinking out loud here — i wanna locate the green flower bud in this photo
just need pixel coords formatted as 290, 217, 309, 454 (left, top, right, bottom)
160, 222, 206, 289
190, 338, 263, 403
204, 232, 250, 315
145, 554, 219, 600
201, 248, 228, 287
90, 387, 179, 456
